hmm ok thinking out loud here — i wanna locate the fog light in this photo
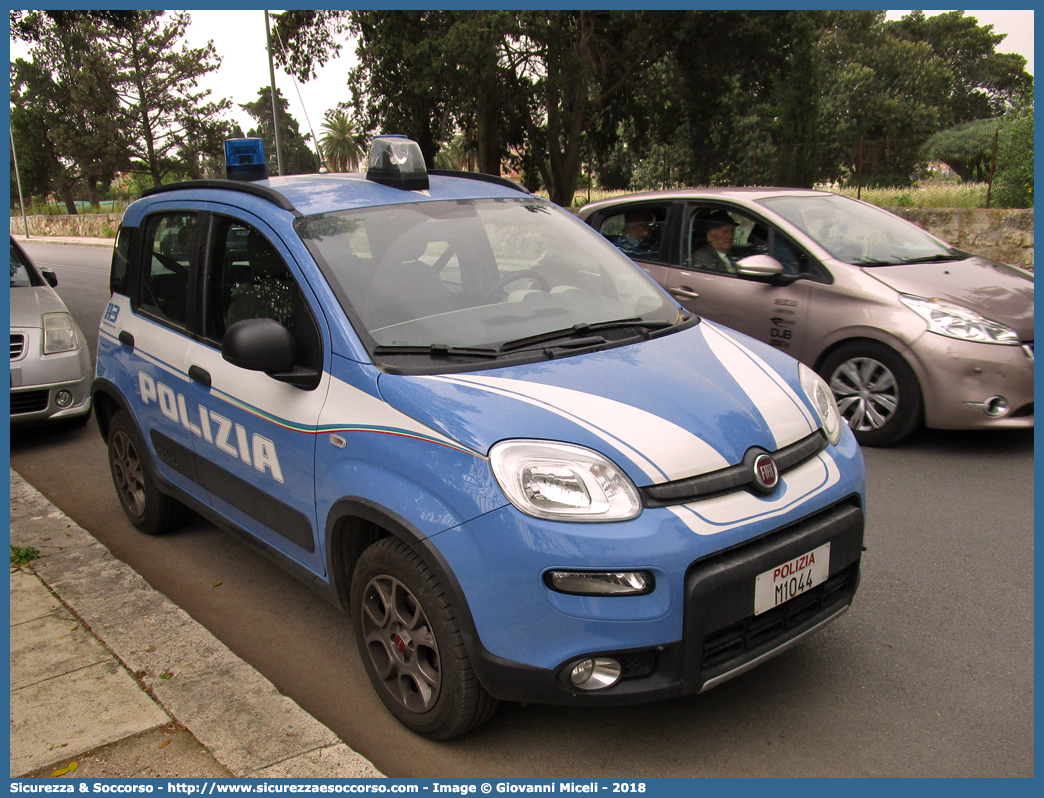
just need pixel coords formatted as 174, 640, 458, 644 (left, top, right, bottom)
546, 570, 653, 596
985, 396, 1009, 418
54, 390, 73, 408
569, 658, 622, 690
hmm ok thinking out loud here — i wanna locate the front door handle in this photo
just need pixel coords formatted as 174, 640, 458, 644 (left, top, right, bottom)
670, 287, 700, 300
188, 365, 211, 388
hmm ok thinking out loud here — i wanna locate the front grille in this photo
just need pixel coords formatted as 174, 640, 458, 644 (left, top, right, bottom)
11, 389, 49, 414
643, 430, 827, 507
683, 497, 864, 689
701, 563, 858, 670
11, 333, 25, 360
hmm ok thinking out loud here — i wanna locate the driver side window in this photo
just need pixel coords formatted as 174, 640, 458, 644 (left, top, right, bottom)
140, 213, 197, 327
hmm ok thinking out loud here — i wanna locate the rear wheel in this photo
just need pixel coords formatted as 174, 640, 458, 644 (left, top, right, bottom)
107, 410, 180, 535
351, 537, 498, 739
819, 341, 922, 446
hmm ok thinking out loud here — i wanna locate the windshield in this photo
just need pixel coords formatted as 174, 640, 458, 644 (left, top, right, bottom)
296, 197, 676, 350
757, 194, 958, 266
10, 241, 39, 288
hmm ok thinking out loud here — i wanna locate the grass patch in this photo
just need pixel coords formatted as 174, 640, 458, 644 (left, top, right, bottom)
10, 545, 40, 567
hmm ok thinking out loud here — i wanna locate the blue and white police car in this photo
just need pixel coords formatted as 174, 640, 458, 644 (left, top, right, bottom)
94, 136, 866, 739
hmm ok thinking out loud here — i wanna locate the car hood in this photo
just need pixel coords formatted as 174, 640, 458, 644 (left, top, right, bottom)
9, 286, 70, 328
865, 256, 1034, 340
377, 322, 824, 487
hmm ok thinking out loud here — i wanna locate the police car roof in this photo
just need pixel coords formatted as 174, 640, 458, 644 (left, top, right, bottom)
139, 171, 532, 219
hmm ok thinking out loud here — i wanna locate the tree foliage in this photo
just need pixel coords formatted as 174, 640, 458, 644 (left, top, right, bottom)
241, 86, 319, 175
319, 108, 367, 172
11, 9, 1033, 209
104, 11, 232, 186
992, 105, 1034, 209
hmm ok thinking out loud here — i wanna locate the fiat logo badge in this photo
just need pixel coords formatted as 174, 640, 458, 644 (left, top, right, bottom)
752, 453, 779, 491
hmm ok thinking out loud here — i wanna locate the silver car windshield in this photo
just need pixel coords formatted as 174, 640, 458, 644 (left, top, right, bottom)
758, 194, 958, 266
297, 197, 674, 348
10, 242, 35, 288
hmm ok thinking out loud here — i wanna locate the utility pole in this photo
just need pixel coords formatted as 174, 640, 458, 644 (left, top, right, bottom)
10, 129, 30, 238
265, 10, 285, 176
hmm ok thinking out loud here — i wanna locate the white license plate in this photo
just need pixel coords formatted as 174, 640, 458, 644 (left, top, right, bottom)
754, 543, 830, 615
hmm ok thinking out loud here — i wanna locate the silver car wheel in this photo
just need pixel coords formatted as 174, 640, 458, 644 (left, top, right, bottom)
111, 429, 147, 517
829, 356, 899, 432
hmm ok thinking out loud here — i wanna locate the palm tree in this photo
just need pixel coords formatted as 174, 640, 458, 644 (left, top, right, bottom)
319, 111, 366, 172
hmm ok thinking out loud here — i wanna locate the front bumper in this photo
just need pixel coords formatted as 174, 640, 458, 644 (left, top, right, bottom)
911, 334, 1033, 430
429, 437, 866, 706
468, 498, 863, 706
10, 336, 92, 425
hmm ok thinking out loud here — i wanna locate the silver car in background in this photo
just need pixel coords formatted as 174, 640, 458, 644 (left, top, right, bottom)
10, 237, 92, 426
579, 189, 1033, 445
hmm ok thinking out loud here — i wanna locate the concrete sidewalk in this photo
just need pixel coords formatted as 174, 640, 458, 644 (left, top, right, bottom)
9, 469, 383, 779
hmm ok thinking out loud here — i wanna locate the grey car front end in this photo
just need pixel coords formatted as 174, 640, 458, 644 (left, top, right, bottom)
10, 238, 92, 425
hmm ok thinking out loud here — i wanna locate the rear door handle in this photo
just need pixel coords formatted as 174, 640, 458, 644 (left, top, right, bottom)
670, 287, 700, 299
188, 366, 212, 388
118, 331, 134, 348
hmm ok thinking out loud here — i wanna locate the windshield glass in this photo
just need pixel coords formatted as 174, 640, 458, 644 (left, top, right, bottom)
10, 242, 37, 288
757, 194, 957, 266
296, 197, 675, 349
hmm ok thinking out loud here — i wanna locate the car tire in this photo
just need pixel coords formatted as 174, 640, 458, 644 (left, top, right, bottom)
819, 342, 923, 447
107, 410, 181, 535
351, 537, 499, 740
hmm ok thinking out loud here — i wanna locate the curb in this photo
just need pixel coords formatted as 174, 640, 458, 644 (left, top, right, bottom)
9, 469, 383, 779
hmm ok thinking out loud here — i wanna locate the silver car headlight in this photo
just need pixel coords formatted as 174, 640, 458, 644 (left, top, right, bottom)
799, 363, 844, 445
489, 440, 642, 522
899, 294, 1020, 345
42, 312, 80, 354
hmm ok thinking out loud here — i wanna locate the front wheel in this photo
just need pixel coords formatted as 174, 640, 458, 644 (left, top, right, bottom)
351, 538, 498, 739
819, 342, 923, 447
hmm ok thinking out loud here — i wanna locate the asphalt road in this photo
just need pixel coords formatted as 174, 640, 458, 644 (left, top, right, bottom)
9, 241, 1035, 777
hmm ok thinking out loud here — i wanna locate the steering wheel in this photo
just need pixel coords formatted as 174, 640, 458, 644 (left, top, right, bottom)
482, 269, 551, 302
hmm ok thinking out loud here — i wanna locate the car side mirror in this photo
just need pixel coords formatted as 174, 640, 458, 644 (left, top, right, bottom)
735, 255, 784, 280
223, 318, 294, 374
222, 317, 322, 390
41, 267, 58, 288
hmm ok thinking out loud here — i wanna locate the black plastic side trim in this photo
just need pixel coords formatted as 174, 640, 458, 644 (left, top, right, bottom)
149, 429, 315, 552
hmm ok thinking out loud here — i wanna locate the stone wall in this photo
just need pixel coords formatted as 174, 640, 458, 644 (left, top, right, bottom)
9, 213, 121, 239
888, 207, 1034, 270
11, 206, 1035, 270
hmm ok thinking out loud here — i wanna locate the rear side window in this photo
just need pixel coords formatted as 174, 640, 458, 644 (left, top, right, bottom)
111, 225, 132, 295
597, 206, 669, 263
139, 213, 197, 327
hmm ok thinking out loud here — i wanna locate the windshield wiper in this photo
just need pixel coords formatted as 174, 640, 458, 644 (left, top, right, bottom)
373, 344, 501, 359
500, 317, 677, 353
896, 254, 963, 264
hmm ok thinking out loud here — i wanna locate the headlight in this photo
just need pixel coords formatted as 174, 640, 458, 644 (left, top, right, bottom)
899, 294, 1019, 345
42, 312, 79, 354
489, 440, 642, 522
800, 363, 844, 445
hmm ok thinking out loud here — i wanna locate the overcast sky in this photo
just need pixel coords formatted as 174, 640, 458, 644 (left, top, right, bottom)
9, 9, 1034, 140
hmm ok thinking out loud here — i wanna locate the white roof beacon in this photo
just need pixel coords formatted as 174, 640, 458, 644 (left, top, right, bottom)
366, 134, 429, 190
